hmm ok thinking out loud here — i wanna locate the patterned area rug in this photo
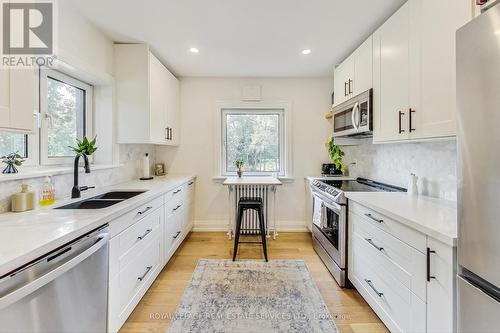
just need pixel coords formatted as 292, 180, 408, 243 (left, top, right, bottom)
166, 259, 337, 333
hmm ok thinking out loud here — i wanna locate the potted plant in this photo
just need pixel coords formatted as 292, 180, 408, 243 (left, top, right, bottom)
1, 152, 25, 174
325, 136, 345, 174
69, 136, 98, 156
235, 159, 244, 178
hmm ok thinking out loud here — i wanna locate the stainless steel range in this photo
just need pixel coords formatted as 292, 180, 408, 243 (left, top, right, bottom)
310, 177, 405, 287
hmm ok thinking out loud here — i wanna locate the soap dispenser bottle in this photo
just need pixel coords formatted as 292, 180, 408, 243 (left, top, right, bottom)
39, 176, 56, 206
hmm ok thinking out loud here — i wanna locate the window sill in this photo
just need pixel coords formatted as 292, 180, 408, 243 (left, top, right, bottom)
212, 176, 295, 184
0, 164, 123, 183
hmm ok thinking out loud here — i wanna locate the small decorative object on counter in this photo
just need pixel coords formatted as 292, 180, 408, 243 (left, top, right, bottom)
408, 173, 418, 195
39, 176, 56, 206
235, 159, 244, 178
154, 162, 166, 176
325, 136, 345, 174
1, 152, 25, 174
140, 153, 154, 180
12, 184, 35, 212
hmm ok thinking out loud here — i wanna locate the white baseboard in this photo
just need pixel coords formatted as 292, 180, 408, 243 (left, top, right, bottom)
193, 220, 308, 233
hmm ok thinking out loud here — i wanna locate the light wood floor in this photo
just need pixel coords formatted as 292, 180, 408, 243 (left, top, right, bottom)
120, 232, 388, 333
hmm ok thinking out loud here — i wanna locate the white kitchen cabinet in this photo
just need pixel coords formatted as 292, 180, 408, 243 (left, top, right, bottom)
373, 0, 473, 143
333, 36, 372, 107
426, 237, 456, 333
348, 201, 456, 333
0, 68, 37, 133
114, 44, 180, 145
108, 178, 195, 332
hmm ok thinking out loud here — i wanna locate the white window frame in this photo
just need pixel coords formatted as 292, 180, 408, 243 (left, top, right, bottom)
39, 69, 93, 165
216, 102, 292, 178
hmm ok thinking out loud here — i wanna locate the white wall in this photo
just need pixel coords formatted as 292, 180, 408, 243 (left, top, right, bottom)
156, 77, 333, 231
342, 140, 457, 201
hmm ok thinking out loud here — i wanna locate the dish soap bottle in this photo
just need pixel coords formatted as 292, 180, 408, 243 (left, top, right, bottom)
39, 176, 56, 206
12, 184, 35, 212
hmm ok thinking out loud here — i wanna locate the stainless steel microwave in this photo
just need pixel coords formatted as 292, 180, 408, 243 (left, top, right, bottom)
332, 89, 372, 137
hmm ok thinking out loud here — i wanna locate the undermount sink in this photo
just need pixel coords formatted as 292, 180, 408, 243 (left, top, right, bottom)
55, 191, 147, 210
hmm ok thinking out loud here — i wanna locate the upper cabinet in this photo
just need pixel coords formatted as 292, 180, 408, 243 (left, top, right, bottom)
372, 0, 473, 143
333, 36, 372, 106
0, 68, 37, 133
114, 44, 180, 145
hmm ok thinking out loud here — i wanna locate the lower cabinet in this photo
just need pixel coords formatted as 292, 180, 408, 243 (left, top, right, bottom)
348, 201, 455, 333
107, 179, 195, 332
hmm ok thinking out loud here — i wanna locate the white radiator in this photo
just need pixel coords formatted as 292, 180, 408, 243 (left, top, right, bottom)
234, 185, 268, 235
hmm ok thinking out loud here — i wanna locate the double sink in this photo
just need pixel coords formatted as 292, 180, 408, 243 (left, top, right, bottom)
56, 191, 147, 210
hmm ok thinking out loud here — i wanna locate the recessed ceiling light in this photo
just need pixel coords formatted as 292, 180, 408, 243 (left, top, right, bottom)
302, 49, 311, 55
189, 47, 199, 54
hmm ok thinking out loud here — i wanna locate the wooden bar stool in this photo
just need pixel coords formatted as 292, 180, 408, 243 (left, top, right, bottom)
232, 197, 268, 262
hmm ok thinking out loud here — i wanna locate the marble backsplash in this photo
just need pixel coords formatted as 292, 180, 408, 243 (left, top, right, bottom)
342, 139, 457, 201
0, 144, 155, 213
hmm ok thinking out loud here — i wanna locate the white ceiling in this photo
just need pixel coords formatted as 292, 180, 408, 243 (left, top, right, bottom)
67, 0, 406, 77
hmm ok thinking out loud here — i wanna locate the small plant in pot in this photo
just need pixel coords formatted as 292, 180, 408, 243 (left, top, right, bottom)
1, 152, 25, 174
68, 136, 98, 156
325, 136, 345, 174
235, 159, 244, 178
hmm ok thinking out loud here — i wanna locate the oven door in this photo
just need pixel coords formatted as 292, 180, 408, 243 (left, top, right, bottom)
313, 197, 346, 269
332, 89, 372, 137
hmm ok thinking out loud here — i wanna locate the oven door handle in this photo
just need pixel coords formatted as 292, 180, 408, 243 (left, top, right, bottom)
351, 102, 360, 130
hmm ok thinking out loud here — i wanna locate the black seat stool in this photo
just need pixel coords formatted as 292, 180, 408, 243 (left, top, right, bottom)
232, 197, 268, 262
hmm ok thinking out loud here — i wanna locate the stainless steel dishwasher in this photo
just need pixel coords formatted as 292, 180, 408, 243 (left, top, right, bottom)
0, 225, 109, 333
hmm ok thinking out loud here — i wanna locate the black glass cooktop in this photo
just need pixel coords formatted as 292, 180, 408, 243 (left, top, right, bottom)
322, 178, 406, 193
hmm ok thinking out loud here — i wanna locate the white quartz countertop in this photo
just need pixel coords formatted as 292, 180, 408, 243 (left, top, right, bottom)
345, 192, 457, 246
0, 175, 195, 277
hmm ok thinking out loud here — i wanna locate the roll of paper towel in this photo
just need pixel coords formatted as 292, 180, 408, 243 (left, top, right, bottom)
142, 153, 151, 179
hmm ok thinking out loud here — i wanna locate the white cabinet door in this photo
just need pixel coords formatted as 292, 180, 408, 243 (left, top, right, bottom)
334, 56, 354, 106
408, 0, 472, 140
149, 53, 168, 144
353, 36, 373, 96
165, 70, 180, 146
0, 68, 36, 132
373, 2, 410, 143
0, 69, 10, 128
427, 237, 456, 333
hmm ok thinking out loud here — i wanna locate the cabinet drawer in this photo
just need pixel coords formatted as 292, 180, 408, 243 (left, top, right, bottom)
109, 207, 162, 278
165, 184, 186, 203
349, 201, 427, 253
351, 214, 426, 300
352, 250, 426, 333
109, 195, 164, 237
108, 232, 162, 332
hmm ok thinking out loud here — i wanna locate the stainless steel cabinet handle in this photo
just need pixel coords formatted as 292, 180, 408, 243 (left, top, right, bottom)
364, 279, 384, 297
427, 248, 436, 282
137, 206, 153, 215
138, 266, 153, 281
344, 82, 348, 96
364, 213, 384, 223
137, 229, 152, 240
398, 111, 405, 134
348, 79, 353, 94
172, 204, 182, 212
365, 238, 384, 251
173, 189, 182, 194
173, 231, 181, 239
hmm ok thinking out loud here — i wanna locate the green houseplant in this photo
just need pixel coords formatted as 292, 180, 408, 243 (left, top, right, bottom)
325, 136, 345, 174
235, 159, 244, 178
1, 152, 25, 174
69, 136, 98, 156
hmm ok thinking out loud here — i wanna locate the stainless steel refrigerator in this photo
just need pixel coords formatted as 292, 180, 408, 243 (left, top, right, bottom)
457, 2, 500, 332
